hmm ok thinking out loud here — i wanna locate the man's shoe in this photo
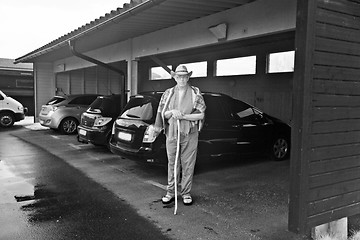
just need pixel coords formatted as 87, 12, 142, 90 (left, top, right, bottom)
161, 194, 175, 204
182, 195, 193, 205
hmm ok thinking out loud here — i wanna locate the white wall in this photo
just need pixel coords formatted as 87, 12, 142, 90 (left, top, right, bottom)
34, 62, 55, 118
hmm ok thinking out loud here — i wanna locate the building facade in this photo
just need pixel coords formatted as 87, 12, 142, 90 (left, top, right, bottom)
0, 58, 34, 115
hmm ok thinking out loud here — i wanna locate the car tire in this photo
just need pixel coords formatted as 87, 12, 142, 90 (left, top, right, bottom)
105, 134, 112, 151
59, 117, 78, 135
0, 112, 15, 127
269, 135, 290, 161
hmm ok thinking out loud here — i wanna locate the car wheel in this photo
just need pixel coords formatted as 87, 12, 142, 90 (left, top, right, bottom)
0, 112, 15, 127
269, 136, 290, 161
59, 117, 78, 134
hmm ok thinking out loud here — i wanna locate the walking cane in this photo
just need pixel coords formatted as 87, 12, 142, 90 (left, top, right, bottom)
174, 119, 181, 215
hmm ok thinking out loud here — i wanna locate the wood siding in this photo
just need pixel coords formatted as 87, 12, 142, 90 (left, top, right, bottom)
84, 68, 97, 94
56, 73, 69, 95
55, 65, 125, 96
289, 0, 360, 233
70, 70, 83, 94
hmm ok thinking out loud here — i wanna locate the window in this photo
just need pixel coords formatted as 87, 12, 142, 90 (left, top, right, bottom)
267, 50, 295, 73
120, 98, 154, 121
88, 96, 122, 117
69, 96, 98, 105
46, 97, 66, 105
216, 56, 256, 76
230, 99, 259, 122
181, 61, 207, 78
150, 66, 172, 80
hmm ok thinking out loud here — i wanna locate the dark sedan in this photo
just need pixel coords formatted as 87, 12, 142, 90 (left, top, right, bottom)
109, 92, 290, 165
78, 94, 123, 148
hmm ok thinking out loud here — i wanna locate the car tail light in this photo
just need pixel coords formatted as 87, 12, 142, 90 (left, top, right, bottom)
142, 125, 159, 143
94, 117, 112, 127
111, 122, 116, 135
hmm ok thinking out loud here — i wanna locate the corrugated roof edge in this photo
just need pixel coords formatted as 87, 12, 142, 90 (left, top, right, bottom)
14, 0, 149, 64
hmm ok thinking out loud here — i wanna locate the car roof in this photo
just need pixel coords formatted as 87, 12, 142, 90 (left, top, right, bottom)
55, 94, 100, 98
99, 94, 122, 98
137, 91, 231, 99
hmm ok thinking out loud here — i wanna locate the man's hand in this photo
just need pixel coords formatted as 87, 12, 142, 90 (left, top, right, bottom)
171, 109, 183, 119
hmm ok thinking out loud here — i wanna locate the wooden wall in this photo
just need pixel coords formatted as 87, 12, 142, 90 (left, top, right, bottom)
55, 64, 126, 96
289, 0, 360, 234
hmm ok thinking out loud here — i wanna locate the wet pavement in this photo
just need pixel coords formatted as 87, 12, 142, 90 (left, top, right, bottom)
0, 125, 171, 240
0, 117, 312, 240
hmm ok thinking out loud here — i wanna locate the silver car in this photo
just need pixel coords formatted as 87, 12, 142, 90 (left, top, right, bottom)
39, 94, 100, 134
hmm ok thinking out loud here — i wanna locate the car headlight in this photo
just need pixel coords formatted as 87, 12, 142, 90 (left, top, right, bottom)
94, 117, 112, 127
143, 125, 160, 143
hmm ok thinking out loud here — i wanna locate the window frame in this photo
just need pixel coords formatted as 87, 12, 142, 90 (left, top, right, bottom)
215, 55, 257, 77
266, 50, 295, 74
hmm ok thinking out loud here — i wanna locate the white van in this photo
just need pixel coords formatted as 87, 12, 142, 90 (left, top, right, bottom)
0, 90, 27, 127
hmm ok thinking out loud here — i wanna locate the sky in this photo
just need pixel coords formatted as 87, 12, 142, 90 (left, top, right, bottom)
1, 0, 130, 59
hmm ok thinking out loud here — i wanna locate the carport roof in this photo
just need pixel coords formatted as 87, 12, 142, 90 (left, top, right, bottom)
15, 0, 256, 64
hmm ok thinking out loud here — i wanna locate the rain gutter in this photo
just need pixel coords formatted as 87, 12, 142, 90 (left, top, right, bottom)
14, 0, 167, 64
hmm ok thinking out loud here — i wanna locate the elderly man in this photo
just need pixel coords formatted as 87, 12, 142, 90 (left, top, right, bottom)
154, 65, 206, 206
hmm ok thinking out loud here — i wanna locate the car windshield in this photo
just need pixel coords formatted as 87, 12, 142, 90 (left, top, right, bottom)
88, 96, 121, 117
119, 96, 155, 121
46, 96, 66, 105
231, 99, 263, 121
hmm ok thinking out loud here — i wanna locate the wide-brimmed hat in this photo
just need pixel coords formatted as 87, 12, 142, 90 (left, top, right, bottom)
171, 65, 192, 78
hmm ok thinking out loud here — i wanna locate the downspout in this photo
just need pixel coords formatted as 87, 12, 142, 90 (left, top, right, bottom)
68, 40, 127, 110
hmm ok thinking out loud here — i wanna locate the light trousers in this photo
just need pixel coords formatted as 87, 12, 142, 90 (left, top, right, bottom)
166, 130, 198, 197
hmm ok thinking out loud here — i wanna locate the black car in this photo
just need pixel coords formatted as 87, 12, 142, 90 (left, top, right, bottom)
78, 94, 123, 147
109, 91, 290, 165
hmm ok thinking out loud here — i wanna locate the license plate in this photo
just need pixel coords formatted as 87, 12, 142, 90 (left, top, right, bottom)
79, 129, 87, 136
118, 131, 132, 141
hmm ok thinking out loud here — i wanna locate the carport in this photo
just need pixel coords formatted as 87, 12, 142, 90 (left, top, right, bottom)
15, 0, 360, 238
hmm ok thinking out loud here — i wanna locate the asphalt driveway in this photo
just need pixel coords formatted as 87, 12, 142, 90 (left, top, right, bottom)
2, 118, 309, 240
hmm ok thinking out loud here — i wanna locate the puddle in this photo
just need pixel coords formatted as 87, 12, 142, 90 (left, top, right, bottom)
0, 161, 35, 204
0, 161, 59, 223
